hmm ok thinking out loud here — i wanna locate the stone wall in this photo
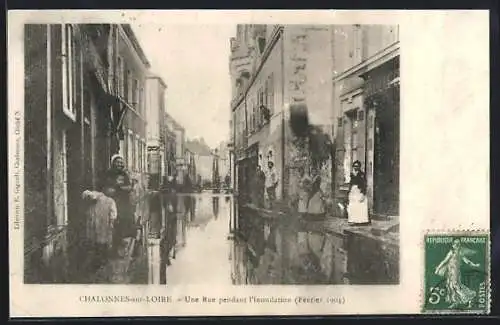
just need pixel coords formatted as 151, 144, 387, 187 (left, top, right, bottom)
283, 26, 335, 205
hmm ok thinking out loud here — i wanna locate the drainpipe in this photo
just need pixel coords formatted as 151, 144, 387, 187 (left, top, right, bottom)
280, 28, 286, 202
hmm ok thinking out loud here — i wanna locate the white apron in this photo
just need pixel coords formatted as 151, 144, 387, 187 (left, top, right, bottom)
347, 185, 369, 224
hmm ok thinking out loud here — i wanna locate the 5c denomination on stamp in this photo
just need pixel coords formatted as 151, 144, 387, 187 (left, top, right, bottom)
423, 232, 490, 314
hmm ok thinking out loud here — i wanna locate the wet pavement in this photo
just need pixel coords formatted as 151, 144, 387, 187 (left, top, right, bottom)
92, 192, 398, 285
165, 193, 236, 285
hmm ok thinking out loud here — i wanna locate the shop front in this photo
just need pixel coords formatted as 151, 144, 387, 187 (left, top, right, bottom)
362, 57, 400, 218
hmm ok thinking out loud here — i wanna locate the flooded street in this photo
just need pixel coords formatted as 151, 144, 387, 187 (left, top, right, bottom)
165, 193, 236, 285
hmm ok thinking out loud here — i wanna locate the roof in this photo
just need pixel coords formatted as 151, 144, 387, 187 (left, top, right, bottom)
122, 24, 151, 69
185, 138, 212, 156
147, 75, 168, 89
164, 112, 184, 131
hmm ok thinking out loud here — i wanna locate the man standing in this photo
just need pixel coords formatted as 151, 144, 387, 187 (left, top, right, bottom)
265, 161, 279, 206
255, 165, 266, 207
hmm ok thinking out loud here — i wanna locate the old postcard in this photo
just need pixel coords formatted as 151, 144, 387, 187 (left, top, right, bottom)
8, 10, 490, 317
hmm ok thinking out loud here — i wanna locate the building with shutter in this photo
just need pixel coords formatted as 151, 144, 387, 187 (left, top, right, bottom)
229, 25, 335, 206
145, 75, 167, 190
332, 25, 400, 218
23, 24, 151, 283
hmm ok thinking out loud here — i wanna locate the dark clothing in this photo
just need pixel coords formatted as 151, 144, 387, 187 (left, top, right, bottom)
105, 168, 136, 240
255, 170, 266, 207
266, 187, 277, 202
350, 171, 367, 195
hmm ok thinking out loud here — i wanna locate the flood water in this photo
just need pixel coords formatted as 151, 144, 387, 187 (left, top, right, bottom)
165, 193, 236, 285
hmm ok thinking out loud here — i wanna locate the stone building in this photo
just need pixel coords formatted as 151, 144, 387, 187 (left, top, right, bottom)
163, 112, 177, 183
229, 24, 335, 206
164, 113, 186, 185
332, 25, 400, 218
23, 24, 154, 283
112, 25, 150, 191
145, 75, 167, 189
185, 138, 213, 186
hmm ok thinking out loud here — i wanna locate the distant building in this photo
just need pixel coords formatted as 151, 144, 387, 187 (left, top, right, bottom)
145, 75, 167, 189
185, 138, 213, 186
184, 147, 197, 189
165, 113, 186, 185
164, 112, 177, 183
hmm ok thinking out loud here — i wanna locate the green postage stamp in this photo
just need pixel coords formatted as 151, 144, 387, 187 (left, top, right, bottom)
423, 232, 490, 314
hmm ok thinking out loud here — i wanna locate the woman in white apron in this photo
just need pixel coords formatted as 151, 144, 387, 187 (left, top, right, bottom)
347, 160, 370, 225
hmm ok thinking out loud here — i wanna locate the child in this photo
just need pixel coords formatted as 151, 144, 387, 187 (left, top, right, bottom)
82, 185, 118, 271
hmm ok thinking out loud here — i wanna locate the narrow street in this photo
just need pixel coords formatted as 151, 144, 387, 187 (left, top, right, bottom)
166, 193, 234, 285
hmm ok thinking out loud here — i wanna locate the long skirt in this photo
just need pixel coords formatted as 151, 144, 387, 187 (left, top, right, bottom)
347, 186, 369, 224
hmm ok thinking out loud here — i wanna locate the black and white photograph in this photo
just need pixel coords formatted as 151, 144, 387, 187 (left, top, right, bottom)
9, 10, 489, 317
22, 23, 400, 285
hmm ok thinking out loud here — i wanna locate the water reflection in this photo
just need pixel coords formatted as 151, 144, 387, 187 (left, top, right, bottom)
212, 197, 219, 219
157, 194, 279, 285
165, 193, 234, 285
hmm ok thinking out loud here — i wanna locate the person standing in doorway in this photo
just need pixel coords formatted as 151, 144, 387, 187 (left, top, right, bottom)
255, 165, 266, 207
265, 161, 279, 207
347, 160, 370, 225
105, 154, 136, 256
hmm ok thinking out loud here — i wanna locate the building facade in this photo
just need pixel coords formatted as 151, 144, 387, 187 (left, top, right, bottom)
229, 25, 335, 206
145, 75, 167, 189
163, 112, 177, 184
185, 138, 213, 187
112, 25, 150, 191
23, 23, 154, 283
332, 25, 400, 218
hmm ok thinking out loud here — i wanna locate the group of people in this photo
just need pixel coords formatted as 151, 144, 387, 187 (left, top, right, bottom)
296, 160, 370, 224
82, 154, 139, 272
254, 161, 279, 208
251, 159, 370, 224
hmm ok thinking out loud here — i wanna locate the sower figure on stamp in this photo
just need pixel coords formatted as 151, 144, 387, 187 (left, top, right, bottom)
347, 160, 370, 225
434, 238, 481, 309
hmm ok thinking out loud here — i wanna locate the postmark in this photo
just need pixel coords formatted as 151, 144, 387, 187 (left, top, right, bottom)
423, 232, 490, 314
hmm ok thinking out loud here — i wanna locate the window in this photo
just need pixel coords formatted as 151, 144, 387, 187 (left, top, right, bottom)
124, 66, 130, 101
127, 131, 133, 170
268, 73, 274, 115
352, 25, 363, 64
258, 87, 264, 126
254, 99, 258, 130
143, 140, 147, 172
131, 133, 137, 171
139, 86, 144, 117
343, 109, 360, 183
138, 141, 142, 172
61, 24, 77, 121
358, 110, 365, 121
117, 57, 125, 97
132, 79, 139, 110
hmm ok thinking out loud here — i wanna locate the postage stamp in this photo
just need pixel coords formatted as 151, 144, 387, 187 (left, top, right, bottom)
423, 232, 490, 314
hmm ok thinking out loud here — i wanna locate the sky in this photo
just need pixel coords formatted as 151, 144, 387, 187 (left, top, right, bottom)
132, 24, 236, 149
